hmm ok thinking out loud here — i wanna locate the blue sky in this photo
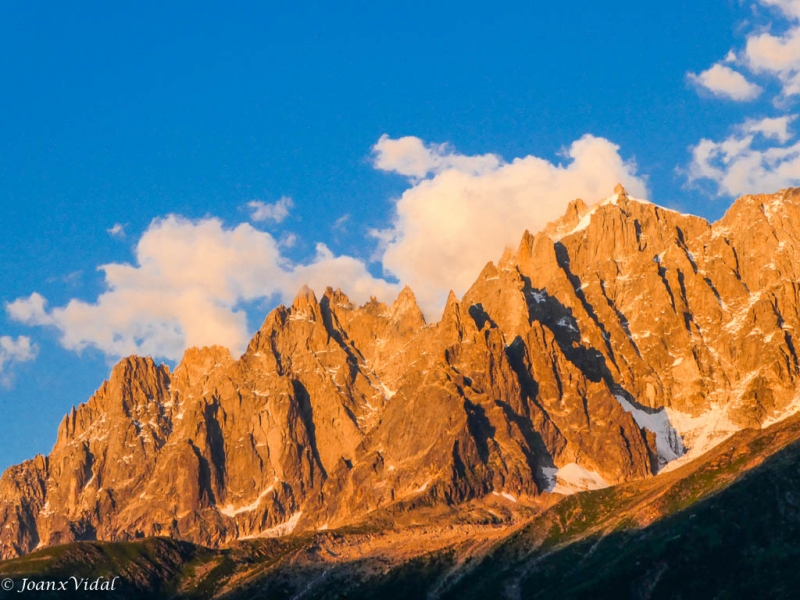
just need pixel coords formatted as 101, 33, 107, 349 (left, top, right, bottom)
2, 0, 800, 470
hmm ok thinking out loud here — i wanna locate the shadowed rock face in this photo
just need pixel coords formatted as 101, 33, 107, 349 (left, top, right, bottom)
2, 186, 800, 560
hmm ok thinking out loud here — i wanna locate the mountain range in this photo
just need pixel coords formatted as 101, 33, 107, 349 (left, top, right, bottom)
2, 185, 800, 598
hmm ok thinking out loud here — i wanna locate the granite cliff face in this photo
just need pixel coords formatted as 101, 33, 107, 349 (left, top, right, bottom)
2, 186, 800, 560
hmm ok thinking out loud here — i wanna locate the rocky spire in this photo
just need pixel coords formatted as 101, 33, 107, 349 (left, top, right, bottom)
3, 187, 800, 560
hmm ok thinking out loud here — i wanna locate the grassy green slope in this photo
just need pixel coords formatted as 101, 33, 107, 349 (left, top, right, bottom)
441, 414, 800, 599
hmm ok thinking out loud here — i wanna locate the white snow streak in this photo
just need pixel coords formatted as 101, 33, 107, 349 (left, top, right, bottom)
219, 483, 277, 517
240, 511, 303, 539
614, 395, 684, 470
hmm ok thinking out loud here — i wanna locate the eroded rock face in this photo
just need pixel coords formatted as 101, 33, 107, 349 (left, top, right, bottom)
2, 187, 800, 559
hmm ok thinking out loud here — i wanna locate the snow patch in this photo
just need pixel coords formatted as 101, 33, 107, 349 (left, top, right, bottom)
541, 466, 558, 489
762, 392, 800, 428
660, 405, 739, 473
240, 511, 303, 539
614, 395, 683, 469
219, 483, 277, 517
568, 210, 596, 236
530, 290, 547, 304
288, 313, 314, 322
724, 292, 762, 334
556, 317, 578, 332
554, 193, 655, 240
490, 491, 518, 502
547, 463, 609, 495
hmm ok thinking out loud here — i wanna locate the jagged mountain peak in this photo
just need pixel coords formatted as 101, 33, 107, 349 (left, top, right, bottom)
290, 284, 320, 312
3, 186, 800, 561
322, 286, 353, 308
390, 284, 425, 321
444, 288, 459, 309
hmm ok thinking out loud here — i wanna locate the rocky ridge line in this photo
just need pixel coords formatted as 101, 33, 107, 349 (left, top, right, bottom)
2, 186, 800, 559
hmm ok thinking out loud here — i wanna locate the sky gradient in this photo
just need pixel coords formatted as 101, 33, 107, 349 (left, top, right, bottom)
2, 0, 800, 470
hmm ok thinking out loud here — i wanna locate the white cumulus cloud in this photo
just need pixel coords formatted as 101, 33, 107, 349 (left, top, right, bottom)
247, 196, 293, 223
7, 215, 396, 362
0, 335, 38, 386
687, 0, 800, 194
373, 134, 502, 180
689, 116, 800, 196
745, 25, 800, 97
746, 114, 796, 142
9, 135, 648, 361
7, 292, 52, 325
292, 243, 399, 306
688, 64, 762, 101
371, 134, 647, 317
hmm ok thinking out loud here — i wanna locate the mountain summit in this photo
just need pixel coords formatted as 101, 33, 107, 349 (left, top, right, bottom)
3, 187, 800, 561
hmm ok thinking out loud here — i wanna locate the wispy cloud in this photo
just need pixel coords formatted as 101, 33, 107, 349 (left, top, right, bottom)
44, 270, 83, 286
247, 196, 293, 223
279, 232, 297, 248
333, 214, 350, 231
107, 223, 126, 237
0, 335, 37, 387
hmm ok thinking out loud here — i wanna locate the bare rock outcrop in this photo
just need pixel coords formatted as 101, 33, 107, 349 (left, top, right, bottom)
3, 186, 800, 559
